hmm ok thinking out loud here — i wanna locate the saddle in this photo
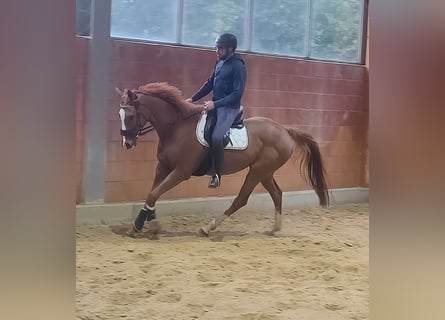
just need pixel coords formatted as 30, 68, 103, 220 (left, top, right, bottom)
193, 107, 248, 176
203, 107, 245, 148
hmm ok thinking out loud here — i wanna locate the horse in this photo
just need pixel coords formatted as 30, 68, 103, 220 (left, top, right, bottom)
117, 82, 329, 236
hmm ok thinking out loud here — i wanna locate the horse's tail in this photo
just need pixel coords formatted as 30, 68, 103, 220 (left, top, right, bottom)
286, 127, 329, 207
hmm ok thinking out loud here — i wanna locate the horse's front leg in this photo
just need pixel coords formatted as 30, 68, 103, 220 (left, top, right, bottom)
133, 166, 189, 232
134, 162, 171, 231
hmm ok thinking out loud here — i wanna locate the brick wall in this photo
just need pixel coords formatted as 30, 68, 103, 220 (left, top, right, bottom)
76, 38, 368, 203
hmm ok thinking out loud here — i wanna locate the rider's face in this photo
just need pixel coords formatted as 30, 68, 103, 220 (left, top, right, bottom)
216, 45, 232, 60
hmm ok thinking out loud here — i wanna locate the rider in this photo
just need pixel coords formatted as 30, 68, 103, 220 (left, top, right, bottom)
186, 33, 247, 188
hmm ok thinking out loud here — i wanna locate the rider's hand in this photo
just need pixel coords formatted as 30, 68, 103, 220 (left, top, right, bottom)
204, 101, 214, 110
185, 98, 193, 103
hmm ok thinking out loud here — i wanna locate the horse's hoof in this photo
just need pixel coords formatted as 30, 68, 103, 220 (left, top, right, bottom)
132, 225, 141, 233
198, 228, 209, 237
148, 234, 160, 240
124, 229, 136, 237
263, 230, 276, 236
146, 220, 162, 235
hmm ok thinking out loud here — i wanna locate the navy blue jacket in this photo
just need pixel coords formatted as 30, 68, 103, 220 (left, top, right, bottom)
191, 54, 247, 109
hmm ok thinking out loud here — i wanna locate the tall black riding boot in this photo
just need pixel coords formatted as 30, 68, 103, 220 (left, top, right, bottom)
209, 143, 223, 188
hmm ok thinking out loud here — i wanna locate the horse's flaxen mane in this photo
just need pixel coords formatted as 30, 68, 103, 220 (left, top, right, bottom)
136, 82, 199, 118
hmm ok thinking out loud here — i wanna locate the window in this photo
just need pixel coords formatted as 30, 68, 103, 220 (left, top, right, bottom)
252, 0, 310, 56
310, 0, 364, 62
110, 0, 178, 43
77, 0, 366, 63
76, 0, 92, 36
182, 0, 249, 50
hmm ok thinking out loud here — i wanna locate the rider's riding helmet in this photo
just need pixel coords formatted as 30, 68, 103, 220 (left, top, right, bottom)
215, 33, 237, 51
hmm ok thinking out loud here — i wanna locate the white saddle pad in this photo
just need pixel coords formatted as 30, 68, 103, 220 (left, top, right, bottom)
196, 112, 248, 150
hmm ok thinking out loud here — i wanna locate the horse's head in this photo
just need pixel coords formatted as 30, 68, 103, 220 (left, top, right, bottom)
117, 82, 200, 149
117, 88, 142, 149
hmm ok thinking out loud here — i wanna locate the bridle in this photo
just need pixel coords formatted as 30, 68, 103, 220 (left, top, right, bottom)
120, 124, 153, 140
120, 95, 154, 141
120, 117, 153, 138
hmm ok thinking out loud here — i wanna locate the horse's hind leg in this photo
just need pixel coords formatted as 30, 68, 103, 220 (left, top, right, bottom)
200, 169, 262, 236
261, 176, 283, 235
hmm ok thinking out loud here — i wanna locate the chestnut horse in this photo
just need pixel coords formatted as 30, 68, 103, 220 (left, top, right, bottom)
118, 82, 329, 236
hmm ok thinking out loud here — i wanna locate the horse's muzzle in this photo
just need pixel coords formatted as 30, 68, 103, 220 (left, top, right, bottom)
122, 136, 137, 149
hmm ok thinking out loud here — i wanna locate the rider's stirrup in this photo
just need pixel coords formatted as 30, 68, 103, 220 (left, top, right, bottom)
208, 174, 221, 188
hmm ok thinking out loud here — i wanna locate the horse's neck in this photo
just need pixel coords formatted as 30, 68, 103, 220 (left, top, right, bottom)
140, 96, 181, 139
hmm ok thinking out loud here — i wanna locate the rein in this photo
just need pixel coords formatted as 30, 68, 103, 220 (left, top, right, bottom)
137, 123, 154, 136
133, 94, 154, 136
122, 88, 200, 140
120, 123, 154, 138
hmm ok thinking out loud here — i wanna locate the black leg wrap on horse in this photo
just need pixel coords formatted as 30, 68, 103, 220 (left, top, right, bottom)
134, 208, 156, 232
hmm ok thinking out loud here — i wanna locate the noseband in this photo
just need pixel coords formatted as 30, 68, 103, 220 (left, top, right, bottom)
120, 125, 153, 139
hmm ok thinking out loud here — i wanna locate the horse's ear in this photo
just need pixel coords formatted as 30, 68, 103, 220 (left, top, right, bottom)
115, 87, 123, 96
127, 89, 138, 101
